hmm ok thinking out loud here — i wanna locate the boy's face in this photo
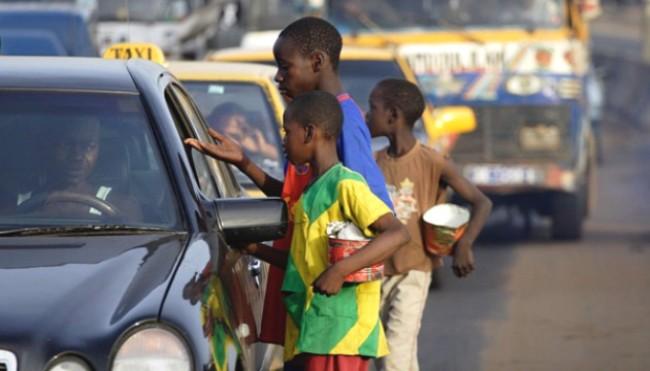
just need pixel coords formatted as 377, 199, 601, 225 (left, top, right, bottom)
282, 114, 312, 166
366, 88, 392, 137
273, 36, 320, 101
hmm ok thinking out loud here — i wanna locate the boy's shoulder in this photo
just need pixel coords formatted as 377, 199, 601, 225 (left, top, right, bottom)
419, 142, 449, 163
375, 141, 449, 166
333, 163, 367, 184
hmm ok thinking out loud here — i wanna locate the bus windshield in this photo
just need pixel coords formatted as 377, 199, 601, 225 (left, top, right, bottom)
327, 0, 565, 32
98, 0, 191, 22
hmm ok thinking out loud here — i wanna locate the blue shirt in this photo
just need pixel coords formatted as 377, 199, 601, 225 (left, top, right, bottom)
336, 93, 393, 210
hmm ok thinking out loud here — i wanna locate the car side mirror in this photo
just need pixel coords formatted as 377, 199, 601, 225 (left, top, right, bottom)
214, 197, 287, 245
424, 106, 477, 138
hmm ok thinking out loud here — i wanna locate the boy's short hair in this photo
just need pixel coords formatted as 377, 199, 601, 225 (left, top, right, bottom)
375, 79, 425, 126
278, 16, 342, 70
286, 91, 342, 139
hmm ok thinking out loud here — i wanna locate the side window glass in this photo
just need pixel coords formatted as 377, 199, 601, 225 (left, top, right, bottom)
164, 87, 219, 199
169, 84, 242, 197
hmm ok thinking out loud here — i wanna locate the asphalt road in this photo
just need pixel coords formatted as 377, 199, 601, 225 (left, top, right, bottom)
417, 109, 650, 370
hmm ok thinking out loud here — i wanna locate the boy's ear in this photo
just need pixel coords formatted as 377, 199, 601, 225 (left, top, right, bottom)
388, 105, 400, 125
310, 50, 327, 73
304, 124, 315, 143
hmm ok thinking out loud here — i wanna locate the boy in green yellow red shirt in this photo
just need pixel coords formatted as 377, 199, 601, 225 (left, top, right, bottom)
243, 91, 408, 370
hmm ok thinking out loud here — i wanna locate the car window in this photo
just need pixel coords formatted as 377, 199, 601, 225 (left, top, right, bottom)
164, 85, 221, 200
0, 90, 181, 229
184, 81, 284, 185
166, 83, 242, 198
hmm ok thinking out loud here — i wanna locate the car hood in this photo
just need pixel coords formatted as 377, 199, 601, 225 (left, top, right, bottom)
0, 232, 187, 356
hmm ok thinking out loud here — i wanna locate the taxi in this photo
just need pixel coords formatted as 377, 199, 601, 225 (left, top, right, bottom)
208, 45, 475, 152
166, 61, 286, 197
0, 43, 286, 371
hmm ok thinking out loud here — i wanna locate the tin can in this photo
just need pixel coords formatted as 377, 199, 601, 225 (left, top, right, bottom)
328, 237, 384, 282
422, 204, 470, 256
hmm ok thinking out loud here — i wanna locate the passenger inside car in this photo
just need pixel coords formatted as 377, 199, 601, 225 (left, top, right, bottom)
15, 117, 142, 222
207, 102, 278, 161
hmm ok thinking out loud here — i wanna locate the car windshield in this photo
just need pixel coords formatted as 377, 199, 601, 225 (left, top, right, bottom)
98, 0, 189, 22
0, 90, 181, 230
0, 10, 97, 56
0, 30, 67, 56
327, 0, 565, 32
183, 81, 284, 183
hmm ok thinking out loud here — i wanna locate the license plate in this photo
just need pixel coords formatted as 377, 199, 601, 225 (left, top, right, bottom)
464, 165, 542, 185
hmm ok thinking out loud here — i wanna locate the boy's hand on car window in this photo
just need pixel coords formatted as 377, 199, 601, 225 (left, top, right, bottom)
452, 239, 475, 278
184, 128, 247, 168
313, 264, 346, 296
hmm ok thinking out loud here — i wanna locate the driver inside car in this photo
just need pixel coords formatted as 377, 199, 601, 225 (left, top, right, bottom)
16, 117, 142, 222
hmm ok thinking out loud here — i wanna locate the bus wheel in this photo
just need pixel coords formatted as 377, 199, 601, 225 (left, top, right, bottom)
551, 190, 585, 240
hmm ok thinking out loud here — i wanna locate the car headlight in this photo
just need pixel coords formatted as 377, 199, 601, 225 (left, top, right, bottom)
111, 326, 191, 371
46, 355, 91, 371
506, 75, 542, 96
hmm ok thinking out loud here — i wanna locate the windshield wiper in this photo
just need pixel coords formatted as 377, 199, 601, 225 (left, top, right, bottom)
0, 225, 173, 236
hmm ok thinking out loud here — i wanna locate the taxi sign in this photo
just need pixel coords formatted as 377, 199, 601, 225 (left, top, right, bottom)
102, 43, 166, 64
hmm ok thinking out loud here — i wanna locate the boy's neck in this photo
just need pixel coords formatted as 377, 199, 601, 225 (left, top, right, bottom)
387, 127, 417, 158
310, 142, 340, 177
318, 72, 345, 96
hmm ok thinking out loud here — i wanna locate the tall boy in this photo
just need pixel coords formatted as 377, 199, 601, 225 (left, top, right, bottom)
243, 91, 410, 369
366, 79, 492, 371
186, 16, 392, 346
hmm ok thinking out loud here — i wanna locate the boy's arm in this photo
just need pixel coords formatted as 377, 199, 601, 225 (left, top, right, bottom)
240, 242, 289, 269
313, 213, 410, 296
440, 157, 493, 278
184, 129, 283, 197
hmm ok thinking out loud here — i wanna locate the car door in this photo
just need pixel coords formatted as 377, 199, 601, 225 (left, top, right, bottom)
165, 82, 269, 370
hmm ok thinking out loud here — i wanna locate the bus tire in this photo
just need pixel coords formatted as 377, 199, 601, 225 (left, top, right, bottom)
551, 191, 585, 240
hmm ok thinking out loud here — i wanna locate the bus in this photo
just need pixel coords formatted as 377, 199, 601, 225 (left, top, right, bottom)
321, 0, 600, 239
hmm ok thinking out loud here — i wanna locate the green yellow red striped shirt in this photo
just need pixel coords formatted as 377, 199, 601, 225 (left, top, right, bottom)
281, 163, 392, 361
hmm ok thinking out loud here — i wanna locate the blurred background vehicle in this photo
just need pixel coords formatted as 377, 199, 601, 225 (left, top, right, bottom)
315, 0, 600, 240
167, 60, 286, 196
209, 45, 476, 153
96, 0, 226, 59
0, 2, 97, 56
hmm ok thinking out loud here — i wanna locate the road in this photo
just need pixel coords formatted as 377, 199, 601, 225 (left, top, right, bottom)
417, 10, 650, 368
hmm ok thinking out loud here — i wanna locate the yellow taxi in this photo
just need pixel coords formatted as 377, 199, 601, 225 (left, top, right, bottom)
208, 46, 475, 152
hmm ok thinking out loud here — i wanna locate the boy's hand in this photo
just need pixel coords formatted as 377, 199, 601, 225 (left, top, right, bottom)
452, 239, 475, 278
184, 128, 248, 168
313, 264, 346, 296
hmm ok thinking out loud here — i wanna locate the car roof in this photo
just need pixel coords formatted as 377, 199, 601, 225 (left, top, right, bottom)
208, 46, 396, 62
0, 57, 152, 92
167, 61, 277, 81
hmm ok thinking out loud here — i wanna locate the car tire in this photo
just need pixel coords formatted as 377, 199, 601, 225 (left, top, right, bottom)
551, 190, 585, 240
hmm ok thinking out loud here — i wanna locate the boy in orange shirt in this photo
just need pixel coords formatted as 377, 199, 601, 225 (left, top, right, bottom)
366, 79, 492, 371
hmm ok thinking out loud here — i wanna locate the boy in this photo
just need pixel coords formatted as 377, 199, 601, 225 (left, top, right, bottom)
185, 16, 392, 347
242, 91, 410, 369
366, 79, 492, 371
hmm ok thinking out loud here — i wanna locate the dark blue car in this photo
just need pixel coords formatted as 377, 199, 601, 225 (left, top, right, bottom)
0, 4, 97, 56
0, 56, 286, 371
